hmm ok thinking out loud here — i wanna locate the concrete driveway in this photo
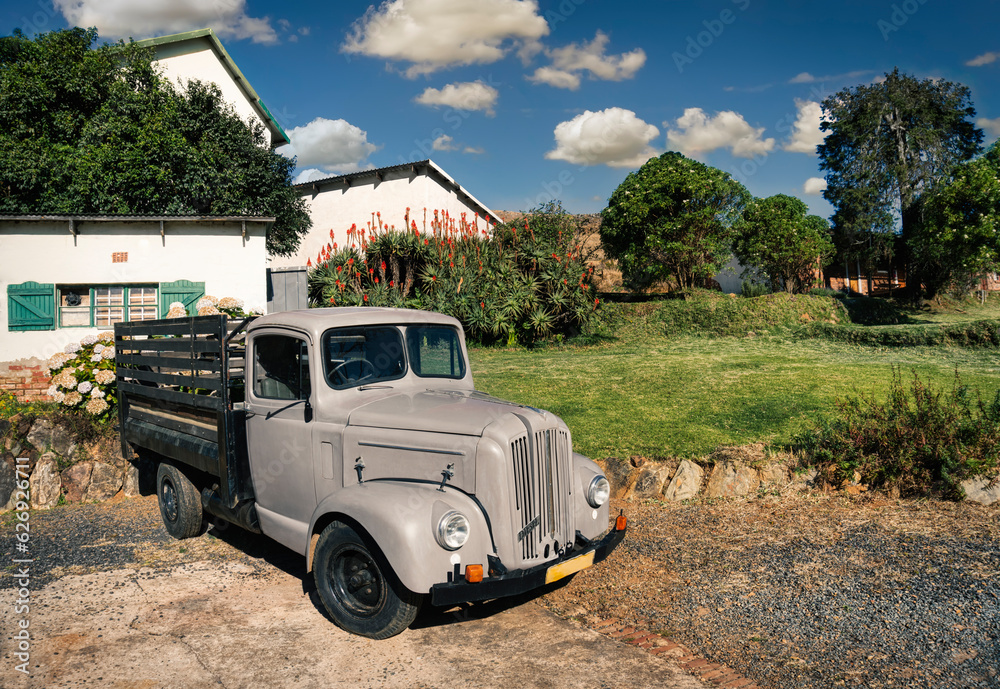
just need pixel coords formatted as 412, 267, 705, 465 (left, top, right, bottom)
2, 559, 708, 689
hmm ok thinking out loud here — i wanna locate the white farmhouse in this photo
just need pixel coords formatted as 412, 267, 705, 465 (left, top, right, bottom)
0, 216, 271, 365
137, 28, 289, 148
272, 160, 502, 269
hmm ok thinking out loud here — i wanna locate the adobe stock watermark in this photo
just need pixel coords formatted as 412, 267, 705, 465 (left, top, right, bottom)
15, 0, 58, 37
673, 0, 751, 74
877, 0, 930, 40
10, 457, 34, 676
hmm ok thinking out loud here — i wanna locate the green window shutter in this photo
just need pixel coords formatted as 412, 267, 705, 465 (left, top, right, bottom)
158, 280, 206, 317
7, 281, 55, 331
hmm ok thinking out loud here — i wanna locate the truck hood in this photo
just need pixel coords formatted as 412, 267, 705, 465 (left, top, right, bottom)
348, 389, 547, 436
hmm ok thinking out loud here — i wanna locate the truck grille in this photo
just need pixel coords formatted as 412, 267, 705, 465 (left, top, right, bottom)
510, 428, 573, 562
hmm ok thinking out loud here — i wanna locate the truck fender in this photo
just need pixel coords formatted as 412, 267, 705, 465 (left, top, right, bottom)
306, 481, 494, 595
574, 453, 611, 542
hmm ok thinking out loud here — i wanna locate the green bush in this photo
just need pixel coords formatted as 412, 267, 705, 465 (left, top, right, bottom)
741, 281, 771, 298
795, 368, 1000, 498
840, 297, 912, 325
803, 319, 1000, 348
44, 332, 118, 423
808, 287, 843, 299
308, 204, 598, 345
654, 293, 848, 337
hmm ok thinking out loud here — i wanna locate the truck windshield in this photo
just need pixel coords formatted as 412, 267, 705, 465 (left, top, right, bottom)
322, 326, 406, 389
406, 325, 465, 379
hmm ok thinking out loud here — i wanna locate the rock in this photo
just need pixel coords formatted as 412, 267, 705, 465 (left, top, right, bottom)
629, 456, 647, 468
26, 417, 76, 458
62, 461, 94, 503
603, 457, 639, 500
29, 453, 61, 509
631, 464, 672, 499
662, 460, 704, 501
962, 477, 1000, 506
122, 463, 141, 497
0, 458, 17, 512
758, 463, 789, 486
85, 462, 122, 501
789, 467, 819, 491
705, 460, 760, 499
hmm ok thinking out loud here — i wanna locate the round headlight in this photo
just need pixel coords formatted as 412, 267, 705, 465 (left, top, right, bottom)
436, 511, 470, 550
587, 476, 611, 508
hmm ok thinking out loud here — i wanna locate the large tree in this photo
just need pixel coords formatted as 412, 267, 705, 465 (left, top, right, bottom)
911, 143, 1000, 297
0, 28, 310, 256
600, 152, 750, 290
818, 68, 983, 296
733, 194, 834, 293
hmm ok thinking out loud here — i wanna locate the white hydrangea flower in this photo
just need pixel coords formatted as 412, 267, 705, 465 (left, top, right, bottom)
77, 381, 93, 394
94, 369, 116, 385
46, 385, 59, 397
64, 341, 80, 354
85, 397, 109, 415
52, 391, 65, 404
97, 331, 114, 342
93, 343, 105, 354
63, 391, 82, 406
80, 334, 99, 346
90, 354, 102, 363
101, 347, 115, 360
90, 387, 105, 398
169, 301, 185, 310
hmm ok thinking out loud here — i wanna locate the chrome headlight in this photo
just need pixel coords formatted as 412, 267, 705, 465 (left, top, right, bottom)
587, 476, 611, 508
435, 510, 470, 550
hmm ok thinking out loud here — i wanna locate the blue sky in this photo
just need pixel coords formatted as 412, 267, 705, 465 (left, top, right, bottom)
2, 0, 999, 218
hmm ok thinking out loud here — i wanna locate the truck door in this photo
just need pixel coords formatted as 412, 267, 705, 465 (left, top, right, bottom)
246, 331, 317, 552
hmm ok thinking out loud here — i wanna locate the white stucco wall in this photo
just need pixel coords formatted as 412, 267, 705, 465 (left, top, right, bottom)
152, 38, 274, 147
0, 220, 267, 362
273, 166, 500, 268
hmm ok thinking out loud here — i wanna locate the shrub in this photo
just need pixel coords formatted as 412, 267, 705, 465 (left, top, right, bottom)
307, 205, 599, 345
654, 293, 848, 337
802, 319, 1000, 348
741, 281, 771, 298
839, 297, 912, 325
44, 332, 118, 423
808, 287, 843, 299
795, 368, 1000, 498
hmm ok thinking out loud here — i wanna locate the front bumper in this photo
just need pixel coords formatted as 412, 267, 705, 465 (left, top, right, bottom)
429, 522, 627, 607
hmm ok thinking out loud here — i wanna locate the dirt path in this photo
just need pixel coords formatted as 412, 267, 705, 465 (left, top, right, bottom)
1, 496, 706, 689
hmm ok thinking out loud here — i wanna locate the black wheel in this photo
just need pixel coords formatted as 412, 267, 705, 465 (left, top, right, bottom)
313, 522, 421, 639
156, 463, 204, 540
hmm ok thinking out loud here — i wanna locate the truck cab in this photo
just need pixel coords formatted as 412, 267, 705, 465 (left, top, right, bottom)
116, 308, 624, 639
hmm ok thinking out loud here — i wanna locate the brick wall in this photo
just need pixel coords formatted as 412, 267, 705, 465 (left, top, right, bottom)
0, 360, 52, 402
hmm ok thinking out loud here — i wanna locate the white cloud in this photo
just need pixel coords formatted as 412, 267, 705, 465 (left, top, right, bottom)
545, 108, 660, 168
528, 66, 580, 90
432, 134, 457, 151
783, 99, 826, 154
414, 81, 499, 115
277, 118, 378, 174
53, 0, 278, 44
803, 177, 828, 195
294, 168, 330, 184
341, 0, 549, 78
666, 108, 775, 159
528, 31, 645, 90
979, 117, 1000, 138
967, 52, 999, 67
788, 70, 871, 84
464, 146, 486, 155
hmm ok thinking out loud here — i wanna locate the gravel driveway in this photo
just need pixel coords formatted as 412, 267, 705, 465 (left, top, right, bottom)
3, 492, 998, 688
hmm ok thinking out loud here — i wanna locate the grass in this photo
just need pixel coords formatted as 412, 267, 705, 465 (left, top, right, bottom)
469, 296, 1000, 461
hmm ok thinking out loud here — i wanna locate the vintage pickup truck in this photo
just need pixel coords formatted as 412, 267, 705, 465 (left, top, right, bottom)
114, 308, 625, 638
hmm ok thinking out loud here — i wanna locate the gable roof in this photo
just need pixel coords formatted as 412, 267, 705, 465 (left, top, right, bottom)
293, 159, 502, 225
136, 28, 290, 147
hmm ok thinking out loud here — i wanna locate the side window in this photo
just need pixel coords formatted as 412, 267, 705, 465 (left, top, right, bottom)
253, 335, 311, 401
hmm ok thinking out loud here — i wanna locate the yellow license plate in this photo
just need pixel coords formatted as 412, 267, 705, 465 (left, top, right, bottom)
544, 550, 595, 584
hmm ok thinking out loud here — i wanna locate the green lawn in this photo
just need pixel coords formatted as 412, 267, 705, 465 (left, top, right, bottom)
470, 334, 1000, 461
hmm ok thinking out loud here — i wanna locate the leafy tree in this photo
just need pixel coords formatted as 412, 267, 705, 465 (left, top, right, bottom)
818, 68, 983, 297
600, 152, 750, 290
912, 144, 1000, 296
0, 28, 309, 255
733, 194, 834, 293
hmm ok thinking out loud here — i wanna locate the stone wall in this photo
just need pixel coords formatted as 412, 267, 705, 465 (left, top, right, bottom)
0, 359, 52, 402
0, 414, 147, 512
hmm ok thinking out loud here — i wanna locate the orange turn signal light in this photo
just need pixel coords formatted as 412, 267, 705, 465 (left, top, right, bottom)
465, 564, 484, 583
615, 512, 627, 531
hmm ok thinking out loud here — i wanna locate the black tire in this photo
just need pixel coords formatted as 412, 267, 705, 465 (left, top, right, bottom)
156, 463, 204, 540
313, 522, 421, 639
